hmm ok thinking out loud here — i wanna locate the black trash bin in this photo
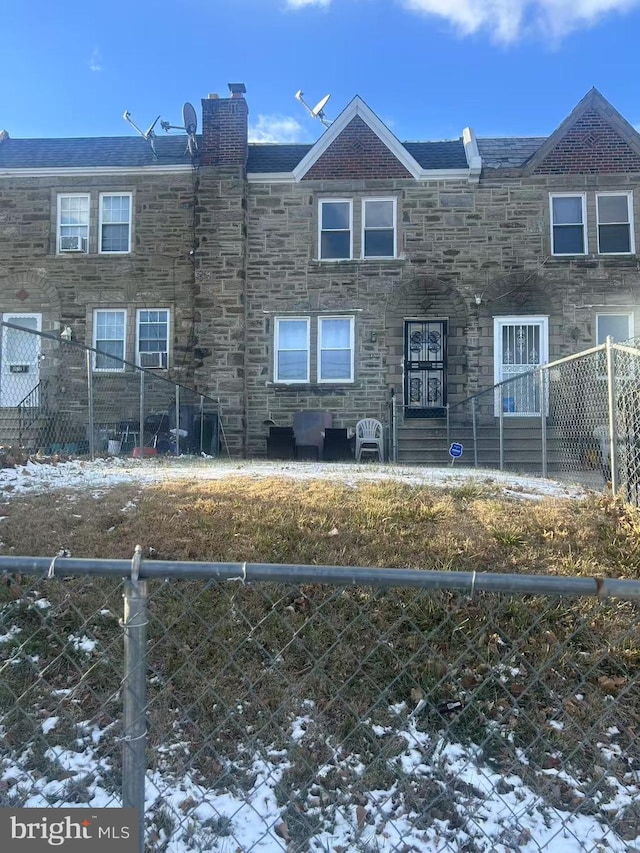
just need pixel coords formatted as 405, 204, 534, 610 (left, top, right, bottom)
191, 412, 219, 457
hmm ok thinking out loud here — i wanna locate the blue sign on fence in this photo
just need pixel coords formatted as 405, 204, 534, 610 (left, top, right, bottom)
449, 442, 464, 459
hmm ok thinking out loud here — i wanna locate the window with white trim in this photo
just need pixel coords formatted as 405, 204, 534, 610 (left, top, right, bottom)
363, 198, 396, 258
318, 317, 354, 382
596, 313, 633, 345
93, 309, 126, 371
137, 309, 169, 368
100, 193, 132, 253
550, 194, 586, 255
57, 193, 90, 253
274, 318, 310, 383
319, 200, 352, 260
596, 193, 634, 254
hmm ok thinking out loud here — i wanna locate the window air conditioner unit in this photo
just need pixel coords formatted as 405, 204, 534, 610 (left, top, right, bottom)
139, 351, 165, 368
60, 235, 87, 253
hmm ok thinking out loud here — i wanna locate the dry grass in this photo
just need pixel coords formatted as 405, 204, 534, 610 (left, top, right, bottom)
0, 475, 639, 836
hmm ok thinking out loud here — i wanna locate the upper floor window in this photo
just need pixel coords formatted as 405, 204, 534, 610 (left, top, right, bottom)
93, 309, 126, 371
100, 193, 132, 253
550, 194, 586, 255
319, 200, 352, 260
363, 198, 396, 258
58, 193, 90, 254
596, 193, 634, 255
274, 318, 310, 383
137, 309, 169, 368
318, 316, 354, 382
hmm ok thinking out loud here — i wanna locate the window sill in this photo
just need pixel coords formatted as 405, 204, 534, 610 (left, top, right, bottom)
310, 257, 405, 268
268, 382, 359, 391
54, 252, 133, 258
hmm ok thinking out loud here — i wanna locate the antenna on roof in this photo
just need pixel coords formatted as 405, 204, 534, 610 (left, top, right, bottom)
294, 90, 333, 127
122, 110, 160, 158
160, 102, 199, 157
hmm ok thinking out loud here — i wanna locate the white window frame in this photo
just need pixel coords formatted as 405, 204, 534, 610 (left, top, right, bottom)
596, 312, 634, 345
92, 309, 127, 372
274, 317, 310, 384
362, 197, 397, 259
57, 192, 90, 255
136, 309, 170, 369
596, 192, 634, 255
318, 199, 353, 261
549, 193, 587, 256
99, 192, 133, 254
318, 316, 355, 383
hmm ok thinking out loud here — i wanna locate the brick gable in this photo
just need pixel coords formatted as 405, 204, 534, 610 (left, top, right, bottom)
302, 116, 413, 180
533, 109, 640, 174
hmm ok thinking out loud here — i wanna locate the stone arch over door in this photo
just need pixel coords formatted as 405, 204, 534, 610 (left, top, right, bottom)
0, 271, 62, 328
0, 271, 63, 409
473, 272, 561, 417
384, 274, 469, 416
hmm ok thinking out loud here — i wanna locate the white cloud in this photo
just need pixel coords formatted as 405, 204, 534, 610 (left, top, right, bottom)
286, 0, 331, 7
401, 0, 640, 42
248, 115, 305, 143
88, 47, 102, 72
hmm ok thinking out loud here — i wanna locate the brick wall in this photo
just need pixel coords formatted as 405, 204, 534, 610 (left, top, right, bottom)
200, 92, 248, 168
533, 110, 640, 174
302, 116, 413, 180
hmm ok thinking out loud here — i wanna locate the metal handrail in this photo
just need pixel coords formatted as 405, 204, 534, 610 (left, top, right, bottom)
17, 378, 48, 445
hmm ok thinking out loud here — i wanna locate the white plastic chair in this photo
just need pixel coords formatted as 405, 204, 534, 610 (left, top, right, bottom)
355, 418, 384, 462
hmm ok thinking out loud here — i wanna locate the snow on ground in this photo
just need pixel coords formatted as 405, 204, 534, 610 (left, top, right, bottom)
0, 456, 590, 501
1, 705, 636, 852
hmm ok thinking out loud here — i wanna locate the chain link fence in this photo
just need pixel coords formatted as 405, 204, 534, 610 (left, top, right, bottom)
0, 320, 226, 459
446, 338, 640, 503
1, 555, 639, 852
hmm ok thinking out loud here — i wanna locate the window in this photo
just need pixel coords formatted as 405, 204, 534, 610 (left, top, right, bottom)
93, 309, 126, 371
318, 317, 354, 382
596, 313, 633, 345
100, 193, 132, 253
363, 199, 396, 258
274, 318, 310, 382
57, 193, 90, 253
597, 193, 633, 254
550, 194, 586, 255
137, 309, 169, 368
319, 200, 352, 260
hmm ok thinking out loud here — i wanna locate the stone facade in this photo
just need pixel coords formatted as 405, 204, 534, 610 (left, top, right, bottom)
1, 85, 640, 457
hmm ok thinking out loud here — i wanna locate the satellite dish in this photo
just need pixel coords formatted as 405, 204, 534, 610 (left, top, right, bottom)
294, 90, 333, 127
311, 94, 331, 118
122, 110, 159, 158
159, 101, 198, 156
182, 102, 197, 135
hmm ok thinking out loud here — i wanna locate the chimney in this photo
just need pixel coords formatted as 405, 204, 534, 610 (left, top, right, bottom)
201, 83, 248, 168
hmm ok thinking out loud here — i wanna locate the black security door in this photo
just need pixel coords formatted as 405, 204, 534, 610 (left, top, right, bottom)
403, 320, 447, 418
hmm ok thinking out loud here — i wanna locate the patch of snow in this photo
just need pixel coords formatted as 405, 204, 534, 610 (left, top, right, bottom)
0, 457, 591, 501
41, 717, 58, 734
68, 634, 97, 653
0, 625, 21, 643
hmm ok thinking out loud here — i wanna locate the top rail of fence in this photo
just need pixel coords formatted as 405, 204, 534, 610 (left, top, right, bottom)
3, 555, 640, 600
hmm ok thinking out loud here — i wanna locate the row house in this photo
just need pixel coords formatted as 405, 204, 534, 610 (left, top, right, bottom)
0, 86, 639, 459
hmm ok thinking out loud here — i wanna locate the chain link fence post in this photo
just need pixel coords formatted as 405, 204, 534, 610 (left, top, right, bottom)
471, 396, 478, 468
540, 368, 547, 478
86, 349, 95, 460
122, 550, 148, 853
175, 384, 180, 457
138, 369, 145, 456
606, 335, 619, 493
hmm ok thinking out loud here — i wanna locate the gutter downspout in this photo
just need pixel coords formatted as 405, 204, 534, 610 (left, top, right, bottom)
463, 127, 482, 184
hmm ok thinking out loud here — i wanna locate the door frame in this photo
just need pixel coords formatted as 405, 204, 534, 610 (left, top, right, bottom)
493, 315, 549, 417
1, 312, 42, 408
403, 317, 448, 418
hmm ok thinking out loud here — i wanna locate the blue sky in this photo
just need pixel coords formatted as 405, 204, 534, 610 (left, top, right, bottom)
2, 0, 640, 144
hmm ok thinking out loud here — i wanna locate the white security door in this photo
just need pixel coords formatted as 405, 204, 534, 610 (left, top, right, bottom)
1, 314, 41, 407
494, 316, 548, 416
